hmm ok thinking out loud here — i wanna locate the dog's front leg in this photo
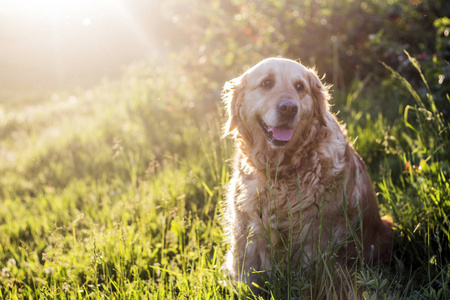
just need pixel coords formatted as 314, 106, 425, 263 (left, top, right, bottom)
227, 225, 271, 293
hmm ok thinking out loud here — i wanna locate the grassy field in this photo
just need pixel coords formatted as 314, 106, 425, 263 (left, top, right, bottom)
0, 56, 449, 299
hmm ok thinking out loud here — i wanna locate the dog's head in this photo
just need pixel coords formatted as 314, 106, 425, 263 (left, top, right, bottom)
223, 58, 330, 149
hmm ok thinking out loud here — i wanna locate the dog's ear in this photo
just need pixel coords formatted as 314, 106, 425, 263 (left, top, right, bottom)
222, 74, 246, 137
308, 69, 330, 126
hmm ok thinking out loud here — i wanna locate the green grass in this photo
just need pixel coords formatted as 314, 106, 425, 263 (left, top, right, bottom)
0, 57, 449, 299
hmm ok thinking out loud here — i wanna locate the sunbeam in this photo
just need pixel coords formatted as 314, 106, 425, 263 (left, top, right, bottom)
0, 0, 159, 89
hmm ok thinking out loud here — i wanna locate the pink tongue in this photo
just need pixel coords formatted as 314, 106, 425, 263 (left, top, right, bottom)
269, 127, 294, 141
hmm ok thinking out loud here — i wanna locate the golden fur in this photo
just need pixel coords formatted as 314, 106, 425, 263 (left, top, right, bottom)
222, 57, 394, 286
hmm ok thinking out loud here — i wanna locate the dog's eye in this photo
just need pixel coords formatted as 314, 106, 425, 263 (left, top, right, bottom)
261, 79, 274, 89
295, 82, 304, 92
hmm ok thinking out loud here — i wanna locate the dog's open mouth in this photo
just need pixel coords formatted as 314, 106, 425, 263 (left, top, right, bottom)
259, 120, 294, 146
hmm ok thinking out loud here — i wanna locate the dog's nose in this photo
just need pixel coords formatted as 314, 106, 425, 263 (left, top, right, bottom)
278, 99, 298, 119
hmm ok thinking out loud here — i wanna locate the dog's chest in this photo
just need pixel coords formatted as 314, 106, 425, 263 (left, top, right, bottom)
236, 174, 316, 237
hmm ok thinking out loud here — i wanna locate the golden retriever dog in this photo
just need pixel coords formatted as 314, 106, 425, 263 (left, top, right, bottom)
222, 57, 394, 289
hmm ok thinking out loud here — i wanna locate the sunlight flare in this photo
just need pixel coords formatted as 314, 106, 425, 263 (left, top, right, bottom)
1, 0, 157, 87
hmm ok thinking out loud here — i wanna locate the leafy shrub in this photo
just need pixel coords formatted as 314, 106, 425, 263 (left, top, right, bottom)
378, 53, 450, 295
